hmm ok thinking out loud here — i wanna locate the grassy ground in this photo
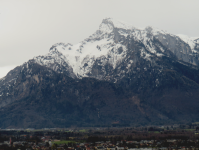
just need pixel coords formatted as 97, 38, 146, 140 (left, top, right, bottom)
52, 140, 76, 145
185, 129, 195, 131
148, 131, 160, 133
79, 129, 87, 132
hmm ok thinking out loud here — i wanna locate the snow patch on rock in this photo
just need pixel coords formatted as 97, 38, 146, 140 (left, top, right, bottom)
177, 34, 199, 52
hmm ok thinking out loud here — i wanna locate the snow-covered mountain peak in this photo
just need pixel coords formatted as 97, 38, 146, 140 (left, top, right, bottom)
49, 42, 73, 52
44, 36, 127, 78
177, 34, 199, 52
32, 18, 199, 80
99, 18, 135, 33
144, 26, 168, 36
2, 18, 199, 125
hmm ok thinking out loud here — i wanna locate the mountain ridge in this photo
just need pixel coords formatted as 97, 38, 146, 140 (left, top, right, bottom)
1, 18, 199, 128
32, 18, 199, 79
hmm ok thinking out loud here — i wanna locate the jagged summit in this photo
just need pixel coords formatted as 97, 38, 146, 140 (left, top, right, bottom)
99, 18, 168, 36
99, 18, 135, 33
144, 26, 168, 35
2, 18, 199, 81
177, 34, 199, 52
32, 18, 199, 79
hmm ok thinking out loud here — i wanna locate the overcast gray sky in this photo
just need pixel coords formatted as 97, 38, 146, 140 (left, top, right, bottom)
0, 0, 199, 78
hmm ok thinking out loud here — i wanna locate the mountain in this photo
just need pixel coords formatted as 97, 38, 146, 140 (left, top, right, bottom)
1, 18, 199, 128
34, 18, 199, 80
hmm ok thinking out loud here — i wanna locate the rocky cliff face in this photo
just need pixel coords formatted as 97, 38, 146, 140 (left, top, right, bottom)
1, 18, 199, 128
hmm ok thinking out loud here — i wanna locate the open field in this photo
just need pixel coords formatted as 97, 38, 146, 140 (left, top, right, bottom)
52, 140, 76, 145
185, 129, 195, 131
79, 129, 87, 132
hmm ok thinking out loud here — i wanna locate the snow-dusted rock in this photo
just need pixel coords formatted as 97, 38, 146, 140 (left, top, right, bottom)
32, 18, 199, 80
